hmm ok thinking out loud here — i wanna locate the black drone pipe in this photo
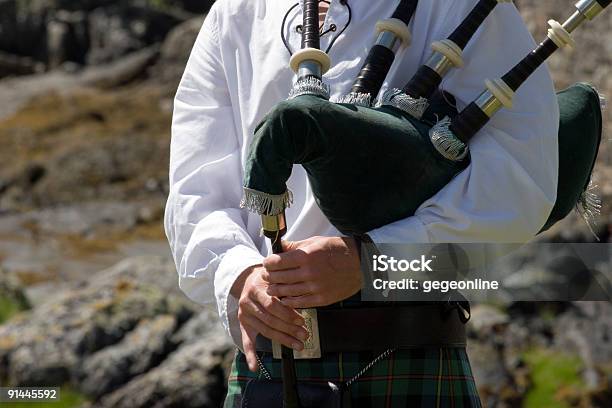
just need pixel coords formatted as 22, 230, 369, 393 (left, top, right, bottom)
301, 0, 320, 50
273, 1, 333, 407
402, 0, 502, 102
264, 217, 299, 408
347, 0, 418, 101
449, 0, 610, 144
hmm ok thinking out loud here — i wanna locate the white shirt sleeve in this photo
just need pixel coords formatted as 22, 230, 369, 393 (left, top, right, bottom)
164, 5, 263, 345
369, 2, 559, 244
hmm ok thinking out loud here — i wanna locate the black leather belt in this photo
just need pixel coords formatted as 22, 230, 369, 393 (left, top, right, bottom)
255, 304, 467, 354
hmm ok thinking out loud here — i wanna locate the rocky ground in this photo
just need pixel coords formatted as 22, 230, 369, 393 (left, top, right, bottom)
0, 1, 610, 407
0, 258, 234, 408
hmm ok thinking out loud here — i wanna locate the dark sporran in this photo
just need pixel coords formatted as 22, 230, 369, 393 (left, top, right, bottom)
241, 379, 351, 408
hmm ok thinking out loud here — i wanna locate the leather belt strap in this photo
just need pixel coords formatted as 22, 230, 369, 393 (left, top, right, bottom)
256, 304, 467, 354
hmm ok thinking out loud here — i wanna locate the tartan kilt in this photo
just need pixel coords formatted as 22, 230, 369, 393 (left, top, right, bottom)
224, 347, 481, 408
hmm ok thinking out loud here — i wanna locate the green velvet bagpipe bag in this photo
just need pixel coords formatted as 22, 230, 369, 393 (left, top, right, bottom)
541, 82, 603, 232
243, 83, 603, 235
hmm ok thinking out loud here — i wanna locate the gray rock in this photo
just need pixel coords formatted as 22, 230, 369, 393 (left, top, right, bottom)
0, 51, 44, 77
78, 314, 178, 399
0, 70, 76, 120
492, 244, 610, 302
80, 45, 160, 88
26, 202, 142, 236
0, 1, 102, 64
171, 308, 227, 346
151, 16, 204, 89
0, 1, 210, 70
47, 10, 90, 68
86, 5, 180, 65
0, 43, 158, 121
89, 256, 183, 296
468, 305, 509, 336
94, 329, 234, 408
0, 256, 195, 386
25, 129, 168, 207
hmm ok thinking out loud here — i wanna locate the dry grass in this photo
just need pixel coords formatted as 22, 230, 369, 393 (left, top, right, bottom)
15, 268, 60, 286
55, 221, 167, 259
0, 85, 170, 136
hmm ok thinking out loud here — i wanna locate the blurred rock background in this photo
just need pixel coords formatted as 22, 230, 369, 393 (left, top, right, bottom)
0, 1, 609, 407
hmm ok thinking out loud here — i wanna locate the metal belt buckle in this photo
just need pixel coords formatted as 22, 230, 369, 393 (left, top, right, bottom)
273, 308, 321, 359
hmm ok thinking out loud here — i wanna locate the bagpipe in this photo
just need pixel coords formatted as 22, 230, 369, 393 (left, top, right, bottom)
242, 0, 607, 239
240, 0, 607, 405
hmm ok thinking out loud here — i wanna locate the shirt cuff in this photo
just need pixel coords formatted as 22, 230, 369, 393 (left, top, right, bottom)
213, 244, 264, 348
368, 215, 431, 244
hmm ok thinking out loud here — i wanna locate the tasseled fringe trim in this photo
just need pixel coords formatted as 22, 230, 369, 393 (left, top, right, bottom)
240, 188, 293, 216
573, 86, 604, 240
429, 117, 469, 162
376, 88, 429, 120
576, 179, 602, 241
288, 77, 330, 100
574, 86, 605, 240
336, 92, 373, 107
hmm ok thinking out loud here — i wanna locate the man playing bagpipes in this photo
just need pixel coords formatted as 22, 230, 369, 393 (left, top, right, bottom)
165, 0, 606, 406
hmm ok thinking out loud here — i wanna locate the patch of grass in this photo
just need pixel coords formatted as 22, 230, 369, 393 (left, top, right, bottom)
14, 268, 59, 286
523, 349, 585, 408
148, 0, 174, 11
0, 296, 23, 324
56, 221, 167, 259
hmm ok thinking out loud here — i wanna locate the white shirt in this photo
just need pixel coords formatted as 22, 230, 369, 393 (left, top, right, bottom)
165, 0, 559, 347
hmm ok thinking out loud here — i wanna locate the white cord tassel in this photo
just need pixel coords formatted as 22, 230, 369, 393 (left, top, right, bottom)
288, 77, 330, 100
576, 179, 602, 240
240, 188, 294, 216
377, 88, 430, 120
429, 117, 469, 162
336, 92, 373, 107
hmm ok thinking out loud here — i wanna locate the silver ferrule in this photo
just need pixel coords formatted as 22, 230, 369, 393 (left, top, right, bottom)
475, 89, 503, 118
563, 10, 587, 32
375, 31, 401, 53
425, 52, 454, 77
576, 0, 604, 20
298, 60, 322, 79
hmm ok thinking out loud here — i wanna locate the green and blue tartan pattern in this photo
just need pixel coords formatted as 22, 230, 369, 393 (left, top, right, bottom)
224, 347, 482, 408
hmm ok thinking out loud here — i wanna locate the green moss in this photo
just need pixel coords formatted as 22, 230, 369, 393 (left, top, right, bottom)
523, 349, 585, 408
0, 296, 23, 324
147, 0, 174, 11
539, 308, 558, 323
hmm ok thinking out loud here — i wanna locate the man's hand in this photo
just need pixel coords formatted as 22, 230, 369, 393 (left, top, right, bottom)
263, 236, 363, 309
231, 265, 309, 372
